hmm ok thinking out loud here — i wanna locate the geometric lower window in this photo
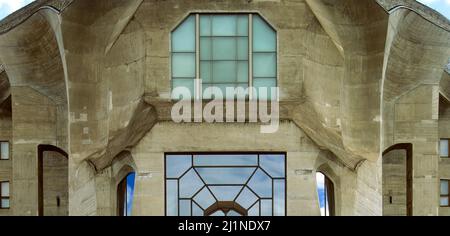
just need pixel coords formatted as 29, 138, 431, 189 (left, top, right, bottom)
165, 153, 286, 216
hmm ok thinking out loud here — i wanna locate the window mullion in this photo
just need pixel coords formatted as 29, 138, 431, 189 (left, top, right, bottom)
248, 14, 253, 101
195, 13, 200, 100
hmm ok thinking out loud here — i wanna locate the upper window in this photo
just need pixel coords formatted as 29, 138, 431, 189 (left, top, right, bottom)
441, 179, 449, 207
0, 141, 9, 160
0, 181, 10, 209
440, 139, 449, 158
171, 13, 277, 100
165, 153, 286, 216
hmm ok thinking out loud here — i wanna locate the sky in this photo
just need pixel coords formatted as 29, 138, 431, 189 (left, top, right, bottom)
0, 0, 449, 21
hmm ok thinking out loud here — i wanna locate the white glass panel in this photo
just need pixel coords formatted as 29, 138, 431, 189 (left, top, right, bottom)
193, 154, 257, 166
441, 139, 449, 157
1, 182, 9, 197
213, 61, 237, 83
441, 180, 449, 195
237, 37, 248, 60
200, 61, 212, 83
212, 37, 237, 60
253, 53, 276, 77
172, 15, 196, 52
441, 197, 449, 206
200, 37, 212, 60
260, 199, 272, 216
274, 180, 285, 216
253, 15, 276, 52
1, 199, 9, 208
171, 79, 195, 100
0, 142, 8, 160
253, 78, 277, 100
179, 200, 191, 216
172, 53, 196, 77
212, 15, 237, 36
166, 180, 178, 216
200, 15, 211, 36
237, 15, 249, 36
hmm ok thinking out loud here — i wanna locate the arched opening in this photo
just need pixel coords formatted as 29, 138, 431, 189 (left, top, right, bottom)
382, 143, 413, 216
37, 144, 68, 216
117, 172, 136, 216
316, 172, 335, 216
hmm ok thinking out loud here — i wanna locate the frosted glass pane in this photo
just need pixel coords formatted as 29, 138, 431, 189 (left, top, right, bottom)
441, 139, 448, 157
441, 197, 449, 206
1, 182, 9, 196
253, 53, 276, 77
237, 15, 248, 36
274, 180, 285, 216
441, 180, 449, 195
200, 61, 212, 83
0, 142, 8, 160
1, 199, 9, 208
237, 37, 248, 60
237, 61, 248, 83
172, 53, 195, 77
261, 199, 272, 216
253, 78, 277, 100
200, 37, 212, 60
212, 15, 237, 36
248, 169, 272, 198
260, 154, 285, 178
194, 154, 257, 166
172, 79, 195, 100
213, 61, 237, 83
179, 200, 191, 216
166, 180, 178, 216
172, 15, 195, 52
200, 15, 211, 36
166, 155, 192, 178
253, 15, 276, 52
235, 187, 258, 209
213, 37, 236, 60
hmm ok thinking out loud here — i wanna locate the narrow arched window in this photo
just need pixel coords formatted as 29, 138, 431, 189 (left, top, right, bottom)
316, 172, 335, 216
117, 172, 136, 216
171, 13, 277, 100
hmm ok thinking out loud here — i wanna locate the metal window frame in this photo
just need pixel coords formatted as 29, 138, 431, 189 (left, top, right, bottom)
440, 138, 450, 158
0, 181, 10, 209
164, 152, 287, 216
170, 12, 278, 101
0, 141, 10, 160
441, 179, 450, 207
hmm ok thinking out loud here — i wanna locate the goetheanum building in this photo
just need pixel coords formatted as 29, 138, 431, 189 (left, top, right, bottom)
0, 0, 449, 216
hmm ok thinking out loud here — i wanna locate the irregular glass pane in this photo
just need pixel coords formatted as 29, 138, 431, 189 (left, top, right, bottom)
248, 201, 260, 216
0, 142, 8, 160
235, 187, 258, 209
227, 210, 242, 216
193, 154, 258, 166
180, 200, 191, 216
260, 154, 285, 178
171, 79, 195, 100
441, 197, 449, 206
247, 169, 272, 198
172, 15, 196, 52
254, 78, 277, 101
253, 53, 276, 77
441, 180, 449, 195
200, 37, 212, 60
166, 180, 178, 216
237, 37, 248, 60
1, 182, 9, 197
200, 15, 212, 36
316, 173, 326, 210
179, 169, 204, 198
253, 15, 276, 52
166, 155, 192, 178
192, 202, 204, 216
212, 15, 237, 36
441, 139, 449, 157
237, 15, 249, 36
273, 179, 285, 216
195, 167, 256, 185
210, 211, 225, 216
261, 199, 272, 216
200, 61, 212, 83
1, 199, 9, 208
213, 61, 237, 83
193, 187, 216, 209
209, 186, 243, 201
237, 61, 248, 83
213, 37, 237, 60
172, 53, 196, 77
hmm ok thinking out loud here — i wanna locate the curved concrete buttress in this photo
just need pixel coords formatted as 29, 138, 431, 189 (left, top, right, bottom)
305, 0, 389, 162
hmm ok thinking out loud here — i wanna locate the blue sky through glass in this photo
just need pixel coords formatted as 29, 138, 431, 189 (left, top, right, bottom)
126, 172, 135, 216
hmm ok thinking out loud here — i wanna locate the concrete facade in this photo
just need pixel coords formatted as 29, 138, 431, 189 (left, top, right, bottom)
0, 0, 448, 216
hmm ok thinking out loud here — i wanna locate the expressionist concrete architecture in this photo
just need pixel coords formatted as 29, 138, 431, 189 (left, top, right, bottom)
0, 0, 449, 216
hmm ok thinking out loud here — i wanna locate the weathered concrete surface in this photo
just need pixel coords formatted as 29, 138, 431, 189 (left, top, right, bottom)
0, 0, 448, 216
